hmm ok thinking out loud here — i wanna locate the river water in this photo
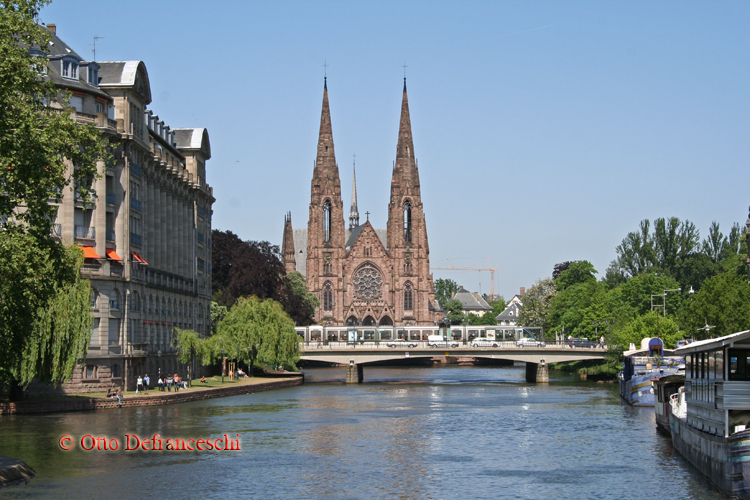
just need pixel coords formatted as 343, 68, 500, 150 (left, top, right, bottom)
0, 364, 725, 499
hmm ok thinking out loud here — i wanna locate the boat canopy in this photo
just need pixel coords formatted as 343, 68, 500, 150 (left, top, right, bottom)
674, 329, 750, 354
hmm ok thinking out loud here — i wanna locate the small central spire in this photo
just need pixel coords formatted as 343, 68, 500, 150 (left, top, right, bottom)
349, 156, 359, 229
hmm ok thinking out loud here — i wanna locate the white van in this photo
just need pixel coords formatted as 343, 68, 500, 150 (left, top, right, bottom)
428, 335, 459, 348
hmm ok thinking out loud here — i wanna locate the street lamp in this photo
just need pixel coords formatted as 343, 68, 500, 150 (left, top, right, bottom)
221, 347, 225, 384
651, 288, 681, 317
157, 350, 162, 390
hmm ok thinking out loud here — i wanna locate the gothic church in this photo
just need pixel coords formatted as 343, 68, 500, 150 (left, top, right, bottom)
282, 79, 441, 326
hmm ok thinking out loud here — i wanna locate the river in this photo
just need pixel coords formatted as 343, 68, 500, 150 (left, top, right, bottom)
0, 364, 724, 499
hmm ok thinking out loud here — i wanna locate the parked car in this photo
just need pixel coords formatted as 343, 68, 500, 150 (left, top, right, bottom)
569, 338, 597, 348
386, 339, 418, 348
516, 338, 546, 348
471, 339, 499, 348
427, 335, 459, 348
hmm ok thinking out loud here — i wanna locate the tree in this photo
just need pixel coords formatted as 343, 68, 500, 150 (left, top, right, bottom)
434, 278, 459, 309
211, 229, 315, 325
611, 219, 655, 278
0, 1, 107, 399
1, 0, 105, 237
0, 233, 93, 398
548, 280, 608, 339
611, 311, 682, 350
444, 299, 465, 325
682, 255, 750, 340
216, 296, 300, 373
517, 277, 556, 331
555, 260, 597, 291
212, 230, 285, 306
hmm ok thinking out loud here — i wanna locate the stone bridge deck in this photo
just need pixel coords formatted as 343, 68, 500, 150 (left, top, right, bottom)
300, 342, 607, 383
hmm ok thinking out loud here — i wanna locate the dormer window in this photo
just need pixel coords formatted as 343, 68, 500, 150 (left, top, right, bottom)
62, 59, 78, 80
88, 67, 98, 86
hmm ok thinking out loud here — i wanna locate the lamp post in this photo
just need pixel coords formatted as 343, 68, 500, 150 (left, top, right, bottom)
157, 350, 162, 391
221, 347, 225, 384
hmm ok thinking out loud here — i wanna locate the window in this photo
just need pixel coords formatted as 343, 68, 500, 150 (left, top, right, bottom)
112, 364, 119, 378
403, 199, 412, 243
90, 288, 99, 308
323, 281, 333, 311
323, 199, 332, 243
728, 350, 750, 380
96, 102, 105, 114
85, 365, 95, 379
404, 282, 414, 311
62, 59, 79, 79
88, 66, 98, 86
110, 290, 120, 310
69, 95, 83, 112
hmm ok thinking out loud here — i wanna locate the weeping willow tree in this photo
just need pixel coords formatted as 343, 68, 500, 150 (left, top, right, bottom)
0, 232, 92, 400
173, 296, 300, 376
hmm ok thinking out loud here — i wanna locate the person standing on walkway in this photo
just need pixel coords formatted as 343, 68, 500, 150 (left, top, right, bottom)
136, 375, 143, 394
158, 376, 164, 391
143, 374, 150, 394
166, 375, 172, 391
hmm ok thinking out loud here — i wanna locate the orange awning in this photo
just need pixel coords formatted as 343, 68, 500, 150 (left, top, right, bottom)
136, 253, 149, 265
105, 248, 122, 261
131, 252, 143, 263
79, 246, 100, 259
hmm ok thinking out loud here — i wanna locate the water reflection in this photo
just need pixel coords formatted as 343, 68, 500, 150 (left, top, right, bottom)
0, 364, 726, 500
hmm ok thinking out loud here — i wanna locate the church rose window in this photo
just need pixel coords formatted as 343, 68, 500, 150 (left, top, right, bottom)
353, 264, 383, 301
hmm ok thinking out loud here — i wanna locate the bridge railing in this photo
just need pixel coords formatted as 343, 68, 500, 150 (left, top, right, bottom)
299, 340, 608, 350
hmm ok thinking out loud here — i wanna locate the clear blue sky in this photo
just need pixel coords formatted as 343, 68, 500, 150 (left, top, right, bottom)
42, 1, 750, 300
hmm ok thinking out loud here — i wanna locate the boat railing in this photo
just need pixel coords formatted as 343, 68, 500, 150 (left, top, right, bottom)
670, 388, 687, 419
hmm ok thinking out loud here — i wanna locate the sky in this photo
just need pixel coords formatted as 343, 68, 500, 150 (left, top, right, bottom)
41, 1, 750, 300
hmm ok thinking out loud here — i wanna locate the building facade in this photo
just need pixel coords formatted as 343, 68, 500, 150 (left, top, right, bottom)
42, 25, 214, 392
282, 79, 441, 326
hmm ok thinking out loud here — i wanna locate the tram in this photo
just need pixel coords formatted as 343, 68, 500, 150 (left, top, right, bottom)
295, 324, 526, 345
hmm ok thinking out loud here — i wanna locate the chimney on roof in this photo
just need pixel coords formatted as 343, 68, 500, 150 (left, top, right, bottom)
520, 287, 525, 296
474, 292, 479, 300
451, 291, 456, 299
47, 23, 56, 35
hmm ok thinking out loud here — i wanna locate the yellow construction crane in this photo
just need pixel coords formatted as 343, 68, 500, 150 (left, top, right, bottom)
430, 258, 499, 301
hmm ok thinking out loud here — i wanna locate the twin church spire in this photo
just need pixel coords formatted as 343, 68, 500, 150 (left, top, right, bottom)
310, 77, 420, 231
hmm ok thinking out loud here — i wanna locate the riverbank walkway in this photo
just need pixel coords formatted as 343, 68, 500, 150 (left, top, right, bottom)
0, 374, 303, 416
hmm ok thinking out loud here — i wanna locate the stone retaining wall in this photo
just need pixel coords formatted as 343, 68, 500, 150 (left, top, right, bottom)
0, 377, 303, 415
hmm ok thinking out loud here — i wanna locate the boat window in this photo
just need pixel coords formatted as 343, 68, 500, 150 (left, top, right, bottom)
717, 350, 724, 381
728, 349, 750, 381
686, 354, 692, 380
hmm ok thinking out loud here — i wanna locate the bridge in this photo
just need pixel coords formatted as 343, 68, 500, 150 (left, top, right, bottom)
300, 342, 607, 383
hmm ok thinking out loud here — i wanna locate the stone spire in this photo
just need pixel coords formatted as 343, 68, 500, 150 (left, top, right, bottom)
349, 159, 359, 229
391, 78, 420, 197
311, 77, 340, 197
282, 212, 296, 273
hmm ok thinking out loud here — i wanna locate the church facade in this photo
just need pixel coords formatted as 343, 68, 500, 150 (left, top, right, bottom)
282, 79, 441, 326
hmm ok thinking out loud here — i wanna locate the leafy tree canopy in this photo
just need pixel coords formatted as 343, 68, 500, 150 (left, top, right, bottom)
517, 277, 556, 330
0, 1, 107, 398
555, 260, 597, 292
434, 278, 459, 309
610, 311, 682, 350
211, 229, 315, 325
681, 254, 750, 340
444, 299, 465, 325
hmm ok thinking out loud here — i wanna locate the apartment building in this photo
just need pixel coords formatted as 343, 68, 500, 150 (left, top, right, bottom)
44, 25, 214, 392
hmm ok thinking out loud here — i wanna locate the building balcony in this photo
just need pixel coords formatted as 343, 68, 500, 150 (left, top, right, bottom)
75, 225, 95, 239
106, 229, 115, 242
130, 198, 142, 212
130, 232, 142, 247
74, 111, 96, 125
106, 193, 116, 205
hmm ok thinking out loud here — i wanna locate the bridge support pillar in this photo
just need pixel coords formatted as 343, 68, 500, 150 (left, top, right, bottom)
525, 361, 549, 384
346, 363, 363, 384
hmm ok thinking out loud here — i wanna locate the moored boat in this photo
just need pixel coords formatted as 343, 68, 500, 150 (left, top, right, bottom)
654, 373, 684, 434
619, 337, 684, 406
670, 329, 750, 498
